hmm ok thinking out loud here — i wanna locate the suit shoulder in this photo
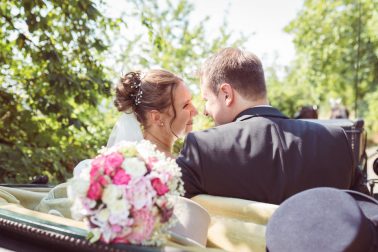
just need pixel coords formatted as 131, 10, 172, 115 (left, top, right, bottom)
188, 123, 239, 142
297, 119, 347, 135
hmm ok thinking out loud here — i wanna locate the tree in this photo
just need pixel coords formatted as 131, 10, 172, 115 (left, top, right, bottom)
266, 56, 321, 118
0, 0, 121, 183
283, 0, 378, 138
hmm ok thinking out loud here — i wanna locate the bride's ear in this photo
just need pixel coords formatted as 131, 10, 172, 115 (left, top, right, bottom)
219, 83, 234, 106
148, 110, 163, 126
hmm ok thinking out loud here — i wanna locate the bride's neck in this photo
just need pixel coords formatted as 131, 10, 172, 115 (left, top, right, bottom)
143, 130, 174, 158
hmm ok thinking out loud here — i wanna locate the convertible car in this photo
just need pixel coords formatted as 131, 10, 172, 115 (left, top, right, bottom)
0, 119, 374, 252
0, 184, 276, 252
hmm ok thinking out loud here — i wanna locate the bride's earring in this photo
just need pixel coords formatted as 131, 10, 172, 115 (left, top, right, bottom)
159, 121, 164, 127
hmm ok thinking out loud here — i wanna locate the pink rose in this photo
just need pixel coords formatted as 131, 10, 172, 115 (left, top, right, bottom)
87, 182, 102, 200
124, 207, 156, 244
151, 178, 169, 196
90, 156, 105, 178
113, 169, 131, 185
104, 152, 124, 176
97, 175, 108, 186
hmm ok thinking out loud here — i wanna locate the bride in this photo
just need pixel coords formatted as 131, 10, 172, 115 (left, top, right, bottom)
72, 70, 209, 246
108, 69, 198, 157
74, 69, 197, 174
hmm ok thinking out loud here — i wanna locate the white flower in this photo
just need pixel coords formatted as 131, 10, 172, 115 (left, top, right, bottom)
70, 197, 95, 220
122, 158, 147, 178
102, 185, 123, 206
97, 208, 110, 223
67, 179, 90, 199
108, 199, 131, 226
101, 141, 136, 155
108, 199, 130, 216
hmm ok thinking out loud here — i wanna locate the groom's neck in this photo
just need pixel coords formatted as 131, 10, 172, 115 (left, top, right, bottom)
230, 96, 269, 120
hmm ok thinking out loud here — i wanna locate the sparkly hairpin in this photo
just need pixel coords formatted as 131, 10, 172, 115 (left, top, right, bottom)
130, 81, 141, 89
132, 88, 143, 105
130, 73, 143, 105
139, 71, 147, 81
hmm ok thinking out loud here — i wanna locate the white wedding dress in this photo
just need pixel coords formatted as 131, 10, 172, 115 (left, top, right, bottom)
73, 113, 143, 177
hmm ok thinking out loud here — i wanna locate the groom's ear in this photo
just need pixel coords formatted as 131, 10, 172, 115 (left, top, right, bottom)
219, 83, 233, 107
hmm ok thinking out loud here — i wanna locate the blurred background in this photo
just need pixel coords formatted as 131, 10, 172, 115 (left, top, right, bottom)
1, 0, 377, 183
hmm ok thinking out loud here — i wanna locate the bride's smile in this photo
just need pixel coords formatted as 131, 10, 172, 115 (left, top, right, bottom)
143, 81, 198, 157
170, 81, 198, 136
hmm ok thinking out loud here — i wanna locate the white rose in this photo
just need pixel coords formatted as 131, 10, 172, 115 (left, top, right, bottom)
108, 199, 129, 215
122, 158, 147, 178
108, 202, 131, 226
102, 185, 122, 205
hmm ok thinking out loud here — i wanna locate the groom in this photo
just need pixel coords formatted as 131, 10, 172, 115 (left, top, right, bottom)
176, 47, 367, 204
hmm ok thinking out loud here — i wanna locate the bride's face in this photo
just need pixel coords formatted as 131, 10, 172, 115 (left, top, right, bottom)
166, 82, 198, 137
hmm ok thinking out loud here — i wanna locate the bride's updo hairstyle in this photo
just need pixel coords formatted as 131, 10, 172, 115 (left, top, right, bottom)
114, 69, 182, 128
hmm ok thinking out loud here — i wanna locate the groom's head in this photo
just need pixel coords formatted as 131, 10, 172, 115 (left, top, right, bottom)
200, 48, 268, 125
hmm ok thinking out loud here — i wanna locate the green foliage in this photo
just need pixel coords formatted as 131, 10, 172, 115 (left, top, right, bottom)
270, 0, 378, 140
364, 89, 378, 142
0, 0, 120, 183
266, 59, 321, 117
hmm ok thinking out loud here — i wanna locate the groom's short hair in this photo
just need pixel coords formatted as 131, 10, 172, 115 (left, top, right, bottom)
201, 48, 266, 100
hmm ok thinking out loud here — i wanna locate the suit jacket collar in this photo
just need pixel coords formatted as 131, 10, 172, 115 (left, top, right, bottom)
233, 107, 289, 122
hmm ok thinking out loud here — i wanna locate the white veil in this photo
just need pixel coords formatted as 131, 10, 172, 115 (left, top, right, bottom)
106, 112, 143, 148
73, 113, 143, 177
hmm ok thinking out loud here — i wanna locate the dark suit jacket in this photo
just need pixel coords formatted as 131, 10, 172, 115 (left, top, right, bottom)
177, 107, 366, 204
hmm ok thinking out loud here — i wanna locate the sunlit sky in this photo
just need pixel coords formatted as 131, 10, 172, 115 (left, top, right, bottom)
190, 0, 304, 67
106, 0, 304, 69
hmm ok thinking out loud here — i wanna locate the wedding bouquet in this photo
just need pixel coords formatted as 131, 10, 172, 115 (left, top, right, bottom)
67, 140, 184, 245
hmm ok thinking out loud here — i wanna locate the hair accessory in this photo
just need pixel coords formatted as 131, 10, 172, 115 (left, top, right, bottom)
130, 72, 144, 105
130, 89, 143, 105
139, 71, 147, 81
